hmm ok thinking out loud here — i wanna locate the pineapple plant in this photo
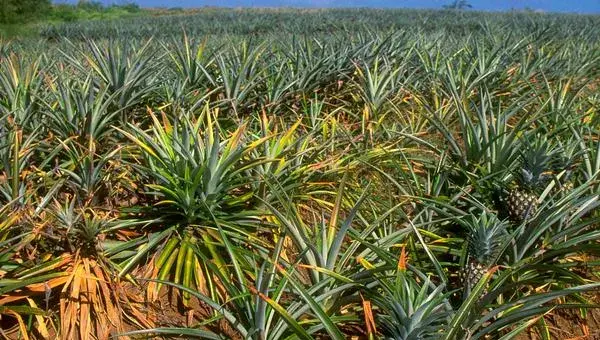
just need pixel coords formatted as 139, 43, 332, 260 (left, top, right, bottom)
506, 140, 557, 224
550, 140, 580, 196
462, 212, 508, 297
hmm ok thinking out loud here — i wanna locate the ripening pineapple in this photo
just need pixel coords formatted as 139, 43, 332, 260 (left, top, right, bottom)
550, 164, 575, 196
506, 177, 539, 223
506, 141, 556, 224
463, 259, 488, 295
551, 178, 574, 195
462, 212, 508, 298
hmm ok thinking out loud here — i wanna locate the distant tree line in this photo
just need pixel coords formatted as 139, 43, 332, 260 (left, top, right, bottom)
0, 0, 140, 25
0, 0, 51, 24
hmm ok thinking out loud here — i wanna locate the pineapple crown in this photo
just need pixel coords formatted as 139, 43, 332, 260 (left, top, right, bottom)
464, 211, 509, 266
517, 138, 560, 190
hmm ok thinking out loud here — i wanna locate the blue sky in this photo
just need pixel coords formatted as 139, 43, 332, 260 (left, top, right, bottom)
55, 0, 600, 13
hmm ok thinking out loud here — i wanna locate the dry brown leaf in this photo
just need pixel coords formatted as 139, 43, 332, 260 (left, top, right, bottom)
7, 310, 30, 340
360, 293, 377, 336
398, 245, 407, 271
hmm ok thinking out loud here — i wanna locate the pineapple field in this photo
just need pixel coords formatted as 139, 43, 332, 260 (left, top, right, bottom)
0, 8, 599, 339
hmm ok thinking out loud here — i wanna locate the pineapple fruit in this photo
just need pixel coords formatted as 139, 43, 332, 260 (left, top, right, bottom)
551, 179, 574, 195
462, 212, 508, 297
506, 172, 540, 223
506, 141, 556, 224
